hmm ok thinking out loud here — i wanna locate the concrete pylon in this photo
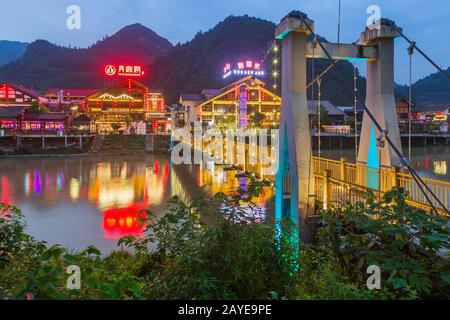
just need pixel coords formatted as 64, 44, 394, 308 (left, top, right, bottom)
358, 19, 403, 174
275, 11, 314, 240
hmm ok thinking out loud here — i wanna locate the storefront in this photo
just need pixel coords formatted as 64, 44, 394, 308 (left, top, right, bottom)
21, 113, 71, 135
85, 79, 167, 133
0, 106, 27, 136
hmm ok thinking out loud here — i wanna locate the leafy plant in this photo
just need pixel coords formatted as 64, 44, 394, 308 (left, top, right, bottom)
315, 188, 450, 299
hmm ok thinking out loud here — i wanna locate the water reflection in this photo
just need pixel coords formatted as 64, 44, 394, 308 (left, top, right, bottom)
0, 155, 273, 252
316, 146, 450, 181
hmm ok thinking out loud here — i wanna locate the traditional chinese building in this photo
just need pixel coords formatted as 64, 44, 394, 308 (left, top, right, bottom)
180, 76, 281, 129
45, 88, 98, 112
21, 112, 71, 135
85, 79, 167, 133
0, 106, 27, 136
0, 83, 48, 107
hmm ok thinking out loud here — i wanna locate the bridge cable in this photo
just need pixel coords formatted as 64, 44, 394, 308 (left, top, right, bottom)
408, 43, 415, 162
353, 61, 359, 164
306, 38, 316, 211
297, 16, 449, 215
394, 26, 450, 82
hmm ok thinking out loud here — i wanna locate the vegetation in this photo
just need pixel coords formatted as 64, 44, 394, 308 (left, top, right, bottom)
28, 101, 49, 113
99, 134, 147, 155
0, 184, 448, 300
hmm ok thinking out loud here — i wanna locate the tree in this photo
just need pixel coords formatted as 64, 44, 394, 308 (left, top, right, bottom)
252, 111, 266, 128
111, 123, 121, 134
29, 101, 49, 113
345, 116, 355, 129
318, 105, 330, 126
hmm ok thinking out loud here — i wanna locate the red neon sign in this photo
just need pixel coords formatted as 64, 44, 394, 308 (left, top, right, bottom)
104, 64, 145, 77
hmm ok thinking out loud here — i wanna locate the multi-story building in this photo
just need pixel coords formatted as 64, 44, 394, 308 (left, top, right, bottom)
180, 76, 281, 129
45, 88, 98, 112
85, 79, 168, 133
0, 82, 48, 107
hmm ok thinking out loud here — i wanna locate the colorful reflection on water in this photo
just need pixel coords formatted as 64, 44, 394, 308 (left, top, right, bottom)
316, 145, 450, 182
0, 155, 273, 253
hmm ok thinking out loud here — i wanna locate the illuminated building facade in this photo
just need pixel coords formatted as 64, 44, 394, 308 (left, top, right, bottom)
0, 82, 48, 107
21, 112, 71, 135
45, 88, 98, 112
180, 76, 281, 129
0, 106, 27, 136
85, 79, 167, 133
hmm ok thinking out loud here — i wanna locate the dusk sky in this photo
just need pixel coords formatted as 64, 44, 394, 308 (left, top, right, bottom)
0, 0, 449, 84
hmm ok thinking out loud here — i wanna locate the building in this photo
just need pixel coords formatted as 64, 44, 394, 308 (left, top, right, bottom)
72, 114, 94, 133
308, 100, 346, 125
180, 76, 281, 129
0, 83, 48, 107
45, 88, 98, 112
415, 104, 450, 123
85, 79, 168, 133
337, 105, 364, 123
0, 106, 27, 136
21, 112, 71, 135
179, 94, 205, 126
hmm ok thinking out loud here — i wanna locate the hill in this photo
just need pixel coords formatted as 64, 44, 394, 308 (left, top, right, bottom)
0, 24, 172, 90
149, 15, 368, 105
0, 40, 28, 67
0, 16, 426, 106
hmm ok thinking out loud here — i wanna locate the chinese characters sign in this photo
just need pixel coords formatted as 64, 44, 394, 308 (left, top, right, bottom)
223, 60, 264, 79
104, 64, 145, 77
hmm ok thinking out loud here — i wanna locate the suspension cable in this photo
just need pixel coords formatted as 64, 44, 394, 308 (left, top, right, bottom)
408, 43, 415, 162
394, 27, 450, 82
298, 16, 449, 215
353, 61, 358, 161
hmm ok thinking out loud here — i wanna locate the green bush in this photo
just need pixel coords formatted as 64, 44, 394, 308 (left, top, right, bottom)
1, 186, 448, 300
314, 188, 450, 299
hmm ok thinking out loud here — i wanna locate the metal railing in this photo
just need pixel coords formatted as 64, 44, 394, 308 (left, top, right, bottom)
313, 156, 450, 215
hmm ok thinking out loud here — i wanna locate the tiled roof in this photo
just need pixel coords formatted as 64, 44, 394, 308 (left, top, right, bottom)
0, 106, 27, 118
46, 88, 98, 97
23, 112, 70, 121
308, 100, 345, 116
416, 104, 450, 112
180, 93, 204, 101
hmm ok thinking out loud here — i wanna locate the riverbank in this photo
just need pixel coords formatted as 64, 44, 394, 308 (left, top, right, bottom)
0, 134, 171, 157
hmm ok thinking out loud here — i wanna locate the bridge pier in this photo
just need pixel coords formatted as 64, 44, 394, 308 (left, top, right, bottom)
357, 19, 403, 170
275, 11, 315, 242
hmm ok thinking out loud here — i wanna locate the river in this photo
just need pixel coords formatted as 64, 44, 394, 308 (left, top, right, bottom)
0, 154, 273, 253
0, 145, 448, 253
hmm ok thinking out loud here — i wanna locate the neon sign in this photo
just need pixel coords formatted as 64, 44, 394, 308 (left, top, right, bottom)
223, 60, 264, 79
104, 64, 145, 77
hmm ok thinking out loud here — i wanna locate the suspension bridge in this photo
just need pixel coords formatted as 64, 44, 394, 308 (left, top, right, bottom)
172, 10, 450, 237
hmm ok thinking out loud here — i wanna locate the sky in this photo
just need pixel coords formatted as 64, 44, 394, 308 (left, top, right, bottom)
0, 0, 449, 85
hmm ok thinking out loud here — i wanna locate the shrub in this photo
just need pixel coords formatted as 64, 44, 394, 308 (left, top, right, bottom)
314, 188, 450, 299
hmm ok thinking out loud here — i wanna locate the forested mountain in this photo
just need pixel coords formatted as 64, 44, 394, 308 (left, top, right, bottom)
0, 15, 445, 106
0, 24, 172, 90
0, 40, 28, 67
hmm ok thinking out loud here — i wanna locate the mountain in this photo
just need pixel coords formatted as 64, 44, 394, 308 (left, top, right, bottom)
411, 67, 450, 107
0, 24, 172, 90
149, 15, 369, 105
0, 40, 28, 67
0, 16, 421, 106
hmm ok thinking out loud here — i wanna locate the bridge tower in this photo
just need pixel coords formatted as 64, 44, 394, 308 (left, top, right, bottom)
274, 11, 403, 240
274, 11, 315, 241
357, 20, 403, 171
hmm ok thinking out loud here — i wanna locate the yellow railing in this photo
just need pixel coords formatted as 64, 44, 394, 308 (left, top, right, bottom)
313, 156, 450, 215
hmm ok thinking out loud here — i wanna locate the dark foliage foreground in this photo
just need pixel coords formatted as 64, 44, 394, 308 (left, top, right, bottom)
0, 182, 449, 300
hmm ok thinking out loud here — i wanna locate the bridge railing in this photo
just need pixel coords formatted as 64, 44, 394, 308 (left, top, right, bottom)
313, 156, 450, 215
